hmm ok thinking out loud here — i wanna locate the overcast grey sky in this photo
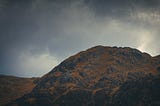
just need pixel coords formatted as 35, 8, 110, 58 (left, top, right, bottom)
0, 0, 160, 77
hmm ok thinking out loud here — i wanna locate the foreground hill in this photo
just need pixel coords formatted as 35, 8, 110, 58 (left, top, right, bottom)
0, 75, 38, 106
7, 46, 160, 106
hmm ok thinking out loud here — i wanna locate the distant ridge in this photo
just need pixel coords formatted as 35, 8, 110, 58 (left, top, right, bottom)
0, 75, 38, 106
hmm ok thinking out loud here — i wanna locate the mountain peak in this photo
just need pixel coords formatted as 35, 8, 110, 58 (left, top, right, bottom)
36, 46, 156, 91
54, 46, 151, 73
8, 46, 160, 106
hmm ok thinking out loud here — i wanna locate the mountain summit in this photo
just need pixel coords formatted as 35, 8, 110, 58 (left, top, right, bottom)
8, 46, 160, 106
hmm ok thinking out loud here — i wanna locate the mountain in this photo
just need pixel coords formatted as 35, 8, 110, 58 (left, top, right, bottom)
0, 75, 38, 106
7, 46, 160, 106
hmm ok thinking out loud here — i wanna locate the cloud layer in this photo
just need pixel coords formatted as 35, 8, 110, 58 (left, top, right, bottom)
0, 0, 160, 77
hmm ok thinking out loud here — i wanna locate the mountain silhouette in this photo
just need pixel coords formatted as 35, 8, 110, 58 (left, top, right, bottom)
6, 46, 160, 106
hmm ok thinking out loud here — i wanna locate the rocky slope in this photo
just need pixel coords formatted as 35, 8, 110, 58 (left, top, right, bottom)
0, 75, 38, 106
7, 46, 160, 106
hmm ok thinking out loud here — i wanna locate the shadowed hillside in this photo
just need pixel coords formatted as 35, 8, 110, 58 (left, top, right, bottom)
0, 75, 38, 106
5, 46, 160, 106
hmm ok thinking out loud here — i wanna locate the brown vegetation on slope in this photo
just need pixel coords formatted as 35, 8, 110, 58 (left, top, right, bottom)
0, 75, 38, 106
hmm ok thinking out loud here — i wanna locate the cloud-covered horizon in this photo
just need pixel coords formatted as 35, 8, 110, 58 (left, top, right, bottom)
0, 0, 160, 77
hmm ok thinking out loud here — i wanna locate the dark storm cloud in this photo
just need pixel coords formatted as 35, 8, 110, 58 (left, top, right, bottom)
0, 0, 160, 77
85, 0, 160, 19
